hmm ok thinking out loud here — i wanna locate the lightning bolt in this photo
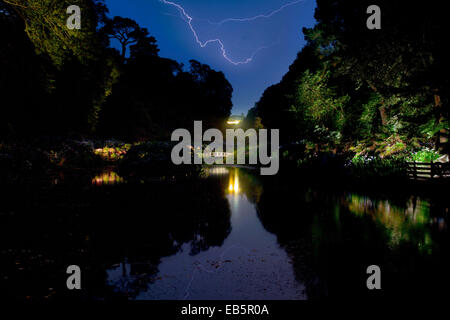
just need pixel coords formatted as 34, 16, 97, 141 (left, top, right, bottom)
160, 0, 304, 65
208, 0, 305, 25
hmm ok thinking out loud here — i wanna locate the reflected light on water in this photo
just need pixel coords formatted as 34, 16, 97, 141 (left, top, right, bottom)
92, 171, 124, 186
208, 167, 229, 175
346, 194, 441, 252
228, 170, 240, 194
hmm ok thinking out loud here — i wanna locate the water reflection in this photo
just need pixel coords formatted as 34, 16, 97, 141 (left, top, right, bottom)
106, 167, 306, 300
91, 170, 124, 186
207, 167, 229, 175
345, 194, 442, 252
256, 182, 450, 299
2, 164, 449, 300
228, 169, 240, 193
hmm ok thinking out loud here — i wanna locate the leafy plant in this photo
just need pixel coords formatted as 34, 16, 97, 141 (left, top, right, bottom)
408, 148, 442, 162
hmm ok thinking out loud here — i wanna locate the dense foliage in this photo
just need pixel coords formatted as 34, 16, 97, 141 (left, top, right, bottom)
255, 0, 449, 163
0, 0, 233, 140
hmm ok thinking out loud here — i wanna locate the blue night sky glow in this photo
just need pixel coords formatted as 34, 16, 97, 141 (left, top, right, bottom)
105, 0, 317, 115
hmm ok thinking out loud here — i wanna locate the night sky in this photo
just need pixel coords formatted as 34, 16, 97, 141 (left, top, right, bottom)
105, 0, 317, 115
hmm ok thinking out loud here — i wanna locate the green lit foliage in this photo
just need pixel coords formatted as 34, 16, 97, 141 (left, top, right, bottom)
254, 0, 449, 168
1, 0, 117, 134
357, 93, 382, 138
349, 154, 406, 179
408, 148, 442, 163
3, 0, 107, 67
420, 119, 450, 140
291, 69, 349, 146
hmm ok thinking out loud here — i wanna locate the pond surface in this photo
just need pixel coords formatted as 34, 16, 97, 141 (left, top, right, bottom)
107, 167, 305, 300
0, 166, 449, 299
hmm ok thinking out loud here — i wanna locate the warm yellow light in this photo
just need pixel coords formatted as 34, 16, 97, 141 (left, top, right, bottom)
234, 178, 239, 193
227, 169, 241, 194
92, 171, 124, 186
227, 120, 241, 125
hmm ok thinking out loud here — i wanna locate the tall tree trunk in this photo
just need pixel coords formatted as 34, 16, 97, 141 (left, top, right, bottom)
121, 43, 126, 59
379, 106, 388, 126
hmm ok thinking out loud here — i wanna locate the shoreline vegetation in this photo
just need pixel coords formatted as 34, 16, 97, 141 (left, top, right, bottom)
245, 0, 449, 186
1, 136, 448, 193
0, 0, 448, 228
1, 0, 448, 188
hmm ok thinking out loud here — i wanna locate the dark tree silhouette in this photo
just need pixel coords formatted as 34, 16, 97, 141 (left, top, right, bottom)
103, 16, 158, 59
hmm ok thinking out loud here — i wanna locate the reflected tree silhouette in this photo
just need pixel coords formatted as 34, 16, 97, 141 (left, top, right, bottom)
0, 175, 231, 299
255, 180, 450, 299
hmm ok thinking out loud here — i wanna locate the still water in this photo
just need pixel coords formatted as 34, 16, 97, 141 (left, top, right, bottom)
100, 167, 449, 299
107, 167, 306, 300
1, 166, 449, 299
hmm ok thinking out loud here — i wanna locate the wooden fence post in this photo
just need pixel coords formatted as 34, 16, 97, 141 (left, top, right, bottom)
413, 161, 417, 180
431, 161, 434, 179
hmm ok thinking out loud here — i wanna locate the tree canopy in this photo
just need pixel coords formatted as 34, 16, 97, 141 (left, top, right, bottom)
0, 0, 233, 140
255, 0, 449, 156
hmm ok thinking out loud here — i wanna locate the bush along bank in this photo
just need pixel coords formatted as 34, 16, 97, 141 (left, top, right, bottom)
0, 139, 204, 185
278, 138, 448, 188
